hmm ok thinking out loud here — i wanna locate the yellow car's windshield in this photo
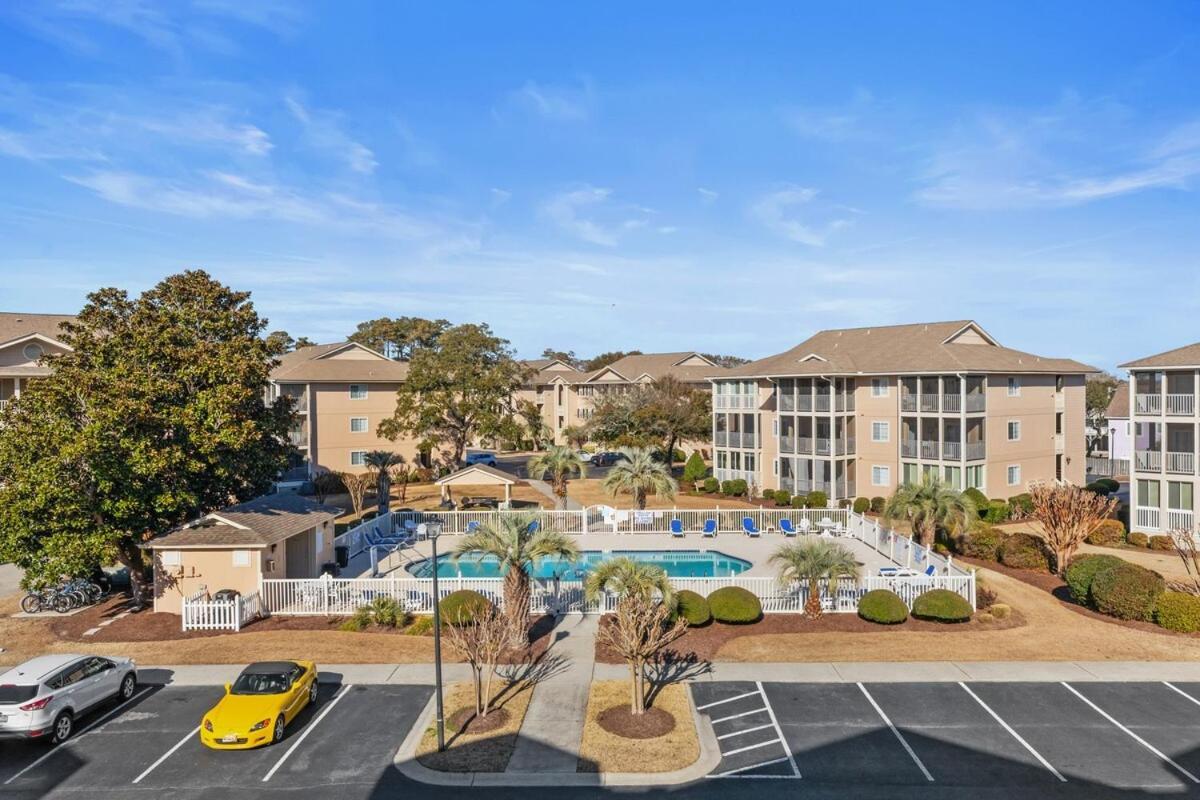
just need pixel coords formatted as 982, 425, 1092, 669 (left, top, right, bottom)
230, 673, 289, 695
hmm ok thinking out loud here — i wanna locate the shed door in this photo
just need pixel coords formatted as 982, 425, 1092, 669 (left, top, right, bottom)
285, 531, 315, 578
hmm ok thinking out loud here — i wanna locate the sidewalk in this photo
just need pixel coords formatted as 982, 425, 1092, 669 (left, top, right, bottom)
525, 479, 584, 510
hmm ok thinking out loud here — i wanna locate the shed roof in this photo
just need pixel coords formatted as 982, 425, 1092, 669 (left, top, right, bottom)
145, 493, 341, 549
435, 464, 518, 487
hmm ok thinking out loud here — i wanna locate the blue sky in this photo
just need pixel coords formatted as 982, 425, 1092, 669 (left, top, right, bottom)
1, 2, 1198, 372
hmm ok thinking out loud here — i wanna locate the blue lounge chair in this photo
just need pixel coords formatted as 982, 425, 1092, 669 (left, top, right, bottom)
924, 564, 937, 577
702, 518, 717, 537
670, 519, 685, 538
527, 520, 540, 534
742, 517, 761, 537
465, 520, 480, 533
779, 519, 798, 537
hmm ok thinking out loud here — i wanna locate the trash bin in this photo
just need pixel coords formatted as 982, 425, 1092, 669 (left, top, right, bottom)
212, 589, 240, 602
321, 561, 339, 577
335, 545, 349, 569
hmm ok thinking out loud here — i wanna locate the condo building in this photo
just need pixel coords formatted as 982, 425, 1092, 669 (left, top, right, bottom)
710, 321, 1092, 502
1121, 343, 1200, 535
0, 312, 75, 413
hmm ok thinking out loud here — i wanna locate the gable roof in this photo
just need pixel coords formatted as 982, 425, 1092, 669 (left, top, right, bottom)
1120, 342, 1200, 370
520, 358, 584, 385
1105, 380, 1129, 419
270, 341, 410, 383
145, 493, 341, 549
719, 321, 1096, 379
580, 352, 725, 384
435, 463, 518, 487
0, 312, 75, 349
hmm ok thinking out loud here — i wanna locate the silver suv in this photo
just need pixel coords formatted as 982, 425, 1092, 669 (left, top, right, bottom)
0, 654, 137, 743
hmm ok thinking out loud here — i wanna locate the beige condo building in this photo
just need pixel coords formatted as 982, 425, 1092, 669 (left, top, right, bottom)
710, 321, 1093, 502
0, 312, 75, 412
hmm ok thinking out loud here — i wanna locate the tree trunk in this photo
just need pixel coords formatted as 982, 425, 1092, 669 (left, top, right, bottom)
629, 662, 639, 714
805, 578, 823, 620
115, 539, 146, 610
634, 661, 646, 715
504, 569, 530, 631
665, 434, 678, 469
483, 663, 495, 717
473, 666, 484, 717
636, 488, 646, 510
400, 474, 409, 502
921, 520, 936, 547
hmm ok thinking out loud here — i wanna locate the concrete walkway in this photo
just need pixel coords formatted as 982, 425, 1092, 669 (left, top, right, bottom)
505, 613, 597, 773
525, 479, 584, 511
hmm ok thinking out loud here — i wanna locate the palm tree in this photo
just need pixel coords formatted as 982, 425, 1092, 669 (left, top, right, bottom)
364, 450, 405, 514
883, 475, 975, 547
584, 556, 674, 605
769, 540, 861, 619
526, 446, 587, 509
454, 513, 579, 630
602, 447, 677, 509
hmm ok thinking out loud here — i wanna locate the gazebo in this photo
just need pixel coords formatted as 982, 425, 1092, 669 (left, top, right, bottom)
434, 463, 519, 506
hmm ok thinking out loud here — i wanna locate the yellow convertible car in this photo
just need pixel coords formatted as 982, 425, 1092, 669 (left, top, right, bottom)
200, 661, 318, 749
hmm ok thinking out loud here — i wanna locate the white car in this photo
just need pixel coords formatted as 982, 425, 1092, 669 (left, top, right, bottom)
576, 450, 593, 463
463, 452, 498, 467
0, 654, 137, 743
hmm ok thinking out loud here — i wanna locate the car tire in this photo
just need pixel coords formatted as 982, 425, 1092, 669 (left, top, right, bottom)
272, 715, 285, 744
308, 681, 318, 705
119, 673, 137, 701
51, 711, 74, 744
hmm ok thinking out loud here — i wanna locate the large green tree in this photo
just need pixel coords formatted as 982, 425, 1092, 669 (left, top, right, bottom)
378, 323, 525, 464
349, 316, 450, 360
588, 376, 711, 462
0, 271, 294, 603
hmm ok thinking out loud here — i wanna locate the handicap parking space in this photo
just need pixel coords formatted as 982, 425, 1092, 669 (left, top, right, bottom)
692, 681, 795, 778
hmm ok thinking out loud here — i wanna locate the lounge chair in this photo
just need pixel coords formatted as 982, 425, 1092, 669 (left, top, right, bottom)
742, 517, 761, 537
924, 564, 937, 577
670, 519, 685, 538
527, 520, 540, 534
465, 520, 480, 533
702, 519, 717, 537
779, 519, 798, 537
798, 518, 813, 534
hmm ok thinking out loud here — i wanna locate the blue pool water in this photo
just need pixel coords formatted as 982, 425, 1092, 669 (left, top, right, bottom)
405, 549, 753, 579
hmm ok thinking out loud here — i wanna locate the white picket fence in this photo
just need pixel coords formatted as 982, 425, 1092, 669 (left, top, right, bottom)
181, 586, 265, 631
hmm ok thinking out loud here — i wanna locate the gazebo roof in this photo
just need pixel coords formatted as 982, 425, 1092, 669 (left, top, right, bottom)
434, 463, 518, 487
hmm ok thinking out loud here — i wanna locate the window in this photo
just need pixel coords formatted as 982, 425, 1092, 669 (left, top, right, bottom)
159, 550, 181, 566
1007, 465, 1021, 486
944, 465, 961, 489
232, 550, 251, 567
871, 421, 890, 442
1007, 377, 1021, 397
350, 417, 369, 433
1169, 481, 1193, 511
871, 465, 890, 486
1007, 421, 1021, 441
871, 378, 889, 397
350, 450, 367, 466
902, 462, 919, 485
966, 465, 985, 490
349, 384, 368, 400
22, 342, 44, 361
1138, 479, 1160, 507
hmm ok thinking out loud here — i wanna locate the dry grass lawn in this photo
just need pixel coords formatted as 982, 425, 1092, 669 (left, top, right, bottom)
566, 478, 756, 510
416, 680, 534, 772
577, 680, 699, 773
998, 520, 1197, 582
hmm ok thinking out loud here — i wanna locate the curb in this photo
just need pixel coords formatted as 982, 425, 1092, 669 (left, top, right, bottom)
393, 683, 721, 786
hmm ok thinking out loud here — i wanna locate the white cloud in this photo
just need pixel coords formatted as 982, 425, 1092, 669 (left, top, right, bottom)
697, 187, 719, 204
505, 79, 594, 122
285, 94, 377, 174
541, 186, 619, 246
784, 88, 877, 142
749, 185, 851, 247
490, 187, 512, 205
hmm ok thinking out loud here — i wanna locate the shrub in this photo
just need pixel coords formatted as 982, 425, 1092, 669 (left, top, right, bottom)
721, 478, 748, 497
673, 590, 712, 627
1085, 481, 1112, 496
405, 616, 434, 635
1128, 531, 1149, 548
1155, 591, 1200, 633
838, 498, 852, 509
983, 500, 1011, 524
806, 490, 828, 509
1000, 532, 1051, 572
1009, 493, 1034, 518
963, 487, 989, 516
911, 589, 973, 623
858, 589, 909, 624
976, 583, 997, 610
1086, 519, 1126, 547
774, 490, 792, 507
990, 603, 1011, 619
682, 451, 707, 484
870, 496, 886, 514
1150, 535, 1175, 552
342, 596, 410, 631
853, 497, 870, 514
791, 495, 808, 509
438, 589, 493, 626
702, 477, 719, 494
960, 523, 1007, 561
1064, 554, 1126, 605
707, 586, 762, 624
1096, 478, 1120, 493
1090, 562, 1165, 621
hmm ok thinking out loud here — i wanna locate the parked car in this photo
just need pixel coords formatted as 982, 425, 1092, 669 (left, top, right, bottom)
200, 660, 318, 749
590, 451, 625, 467
576, 450, 593, 463
463, 452, 498, 468
0, 654, 137, 743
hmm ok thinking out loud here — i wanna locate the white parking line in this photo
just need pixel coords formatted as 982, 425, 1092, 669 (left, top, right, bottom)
857, 683, 934, 783
3, 687, 153, 786
697, 690, 762, 711
755, 681, 801, 778
709, 756, 795, 779
1163, 682, 1200, 709
261, 684, 352, 783
717, 723, 776, 741
1062, 682, 1199, 784
131, 726, 199, 784
711, 707, 769, 725
722, 738, 784, 758
959, 682, 1066, 782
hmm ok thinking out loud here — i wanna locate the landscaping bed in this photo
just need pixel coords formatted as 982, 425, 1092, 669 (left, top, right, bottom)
415, 680, 534, 772
576, 680, 698, 773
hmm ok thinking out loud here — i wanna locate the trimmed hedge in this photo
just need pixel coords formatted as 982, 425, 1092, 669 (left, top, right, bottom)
774, 490, 792, 506
858, 589, 909, 625
1086, 519, 1127, 547
983, 500, 1011, 524
673, 590, 712, 627
962, 487, 989, 516
707, 586, 762, 624
1000, 532, 1051, 572
806, 491, 828, 509
702, 477, 719, 493
1155, 591, 1200, 633
1096, 478, 1121, 493
438, 589, 493, 626
870, 496, 886, 513
1089, 562, 1165, 621
1064, 554, 1125, 605
790, 495, 807, 509
682, 451, 707, 484
1128, 531, 1149, 548
1009, 493, 1034, 517
961, 525, 1008, 561
852, 497, 870, 514
1150, 535, 1175, 552
721, 478, 748, 497
911, 589, 973, 623
1086, 481, 1112, 496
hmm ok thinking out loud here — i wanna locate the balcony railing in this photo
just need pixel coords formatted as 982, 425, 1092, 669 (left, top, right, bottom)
901, 440, 918, 458
1137, 507, 1161, 531
714, 395, 755, 410
715, 431, 728, 446
0, 398, 8, 413
1136, 450, 1162, 471
942, 394, 961, 413
943, 441, 962, 460
901, 395, 917, 412
965, 394, 985, 413
845, 396, 855, 412
920, 394, 940, 413
1167, 394, 1196, 416
966, 442, 986, 461
288, 430, 308, 448
1167, 451, 1195, 475
280, 394, 308, 413
814, 437, 831, 455
798, 396, 813, 412
1055, 394, 1066, 411
714, 468, 757, 485
780, 395, 795, 412
815, 396, 831, 412
1136, 394, 1162, 415
1168, 509, 1195, 533
798, 436, 813, 454
920, 441, 939, 459
779, 435, 794, 454
836, 437, 856, 456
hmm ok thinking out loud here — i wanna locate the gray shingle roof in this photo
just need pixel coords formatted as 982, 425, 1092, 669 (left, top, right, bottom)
1105, 380, 1130, 418
0, 312, 75, 348
146, 493, 342, 549
1120, 342, 1200, 370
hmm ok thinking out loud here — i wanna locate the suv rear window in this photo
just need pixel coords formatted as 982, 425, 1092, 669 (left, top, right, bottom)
0, 684, 39, 703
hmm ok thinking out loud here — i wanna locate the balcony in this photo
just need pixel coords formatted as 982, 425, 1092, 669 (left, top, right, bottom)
798, 436, 814, 454
942, 394, 961, 413
1137, 507, 1161, 531
1168, 509, 1195, 533
1136, 394, 1162, 415
715, 431, 728, 446
287, 429, 308, 448
965, 394, 986, 413
780, 435, 795, 454
901, 439, 918, 458
1167, 394, 1196, 416
715, 468, 757, 484
798, 396, 813, 412
920, 394, 940, 413
1167, 451, 1195, 475
0, 398, 8, 413
844, 480, 856, 498
280, 393, 308, 414
1136, 450, 1162, 471
901, 395, 918, 412
714, 395, 754, 410
966, 442, 986, 461
815, 396, 831, 413
780, 394, 795, 412
815, 438, 831, 455
836, 437, 856, 456
920, 441, 939, 459
943, 441, 961, 460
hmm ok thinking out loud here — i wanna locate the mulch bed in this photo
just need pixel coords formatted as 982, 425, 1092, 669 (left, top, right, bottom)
597, 705, 676, 739
449, 706, 511, 735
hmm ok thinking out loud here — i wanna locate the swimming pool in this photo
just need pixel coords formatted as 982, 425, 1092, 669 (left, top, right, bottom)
405, 549, 753, 579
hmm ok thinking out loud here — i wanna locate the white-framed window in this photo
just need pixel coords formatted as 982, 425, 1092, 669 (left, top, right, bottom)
349, 384, 368, 400
159, 550, 181, 567
871, 421, 889, 442
966, 465, 985, 490
350, 417, 369, 433
871, 378, 889, 397
871, 465, 890, 486
1007, 420, 1021, 441
22, 342, 44, 361
350, 450, 368, 466
232, 550, 252, 567
1007, 465, 1021, 486
1007, 376, 1021, 397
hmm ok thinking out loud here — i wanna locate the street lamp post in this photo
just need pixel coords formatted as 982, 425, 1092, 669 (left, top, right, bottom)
423, 521, 446, 752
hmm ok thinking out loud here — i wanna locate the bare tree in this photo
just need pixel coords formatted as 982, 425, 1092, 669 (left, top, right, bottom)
1029, 481, 1119, 575
389, 464, 411, 503
443, 605, 518, 718
1169, 528, 1200, 594
596, 593, 688, 715
339, 471, 373, 521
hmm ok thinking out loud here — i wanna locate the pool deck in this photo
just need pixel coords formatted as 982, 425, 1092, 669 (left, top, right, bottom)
358, 531, 899, 579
